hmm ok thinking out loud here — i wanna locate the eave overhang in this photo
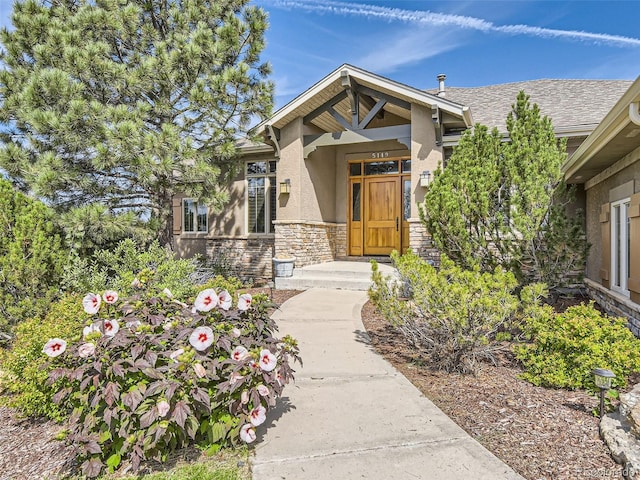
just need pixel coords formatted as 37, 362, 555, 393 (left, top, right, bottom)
564, 76, 640, 184
257, 64, 473, 135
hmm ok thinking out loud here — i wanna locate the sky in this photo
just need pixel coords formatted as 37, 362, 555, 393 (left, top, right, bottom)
255, 0, 640, 108
0, 1, 639, 110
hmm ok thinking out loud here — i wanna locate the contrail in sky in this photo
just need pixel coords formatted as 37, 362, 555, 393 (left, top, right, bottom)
267, 0, 640, 47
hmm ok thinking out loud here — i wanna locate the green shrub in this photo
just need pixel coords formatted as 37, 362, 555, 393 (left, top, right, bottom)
46, 286, 301, 477
61, 239, 200, 299
369, 250, 545, 373
515, 302, 640, 391
0, 294, 85, 420
0, 178, 68, 344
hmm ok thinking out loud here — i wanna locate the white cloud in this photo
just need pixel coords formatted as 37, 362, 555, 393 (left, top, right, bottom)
267, 0, 640, 48
355, 28, 462, 74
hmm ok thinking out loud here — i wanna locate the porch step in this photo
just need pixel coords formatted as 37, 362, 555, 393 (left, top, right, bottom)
274, 261, 397, 291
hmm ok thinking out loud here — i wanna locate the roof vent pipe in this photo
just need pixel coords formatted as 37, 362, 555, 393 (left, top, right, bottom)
437, 74, 446, 97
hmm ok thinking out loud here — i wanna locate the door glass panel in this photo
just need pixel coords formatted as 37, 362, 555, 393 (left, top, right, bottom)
365, 161, 399, 175
401, 160, 411, 173
403, 179, 411, 220
352, 183, 361, 222
350, 163, 362, 176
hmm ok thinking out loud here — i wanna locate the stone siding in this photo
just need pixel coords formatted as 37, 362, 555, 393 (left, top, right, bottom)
335, 224, 347, 258
207, 237, 274, 284
408, 220, 440, 265
274, 221, 339, 267
585, 279, 640, 337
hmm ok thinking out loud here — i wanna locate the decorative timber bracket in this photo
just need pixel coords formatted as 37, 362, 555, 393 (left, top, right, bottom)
432, 106, 443, 146
265, 124, 281, 157
302, 69, 412, 157
303, 125, 411, 159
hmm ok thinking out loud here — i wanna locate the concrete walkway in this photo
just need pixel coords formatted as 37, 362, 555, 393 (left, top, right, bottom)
251, 288, 524, 480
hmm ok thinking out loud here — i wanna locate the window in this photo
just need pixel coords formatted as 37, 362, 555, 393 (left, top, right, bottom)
247, 161, 277, 234
611, 198, 631, 295
183, 199, 208, 233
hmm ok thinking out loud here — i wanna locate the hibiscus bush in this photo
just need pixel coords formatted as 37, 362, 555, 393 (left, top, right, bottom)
45, 287, 301, 477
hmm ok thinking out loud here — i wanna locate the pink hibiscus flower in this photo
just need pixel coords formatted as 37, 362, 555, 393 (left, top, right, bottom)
83, 323, 101, 339
77, 343, 96, 358
170, 348, 184, 363
240, 423, 256, 443
218, 290, 232, 311
249, 405, 267, 427
193, 363, 207, 378
237, 293, 252, 311
189, 326, 214, 351
256, 384, 270, 397
103, 319, 120, 337
102, 290, 118, 304
193, 289, 218, 312
232, 345, 249, 362
157, 400, 170, 417
82, 293, 101, 315
259, 349, 277, 372
43, 338, 67, 358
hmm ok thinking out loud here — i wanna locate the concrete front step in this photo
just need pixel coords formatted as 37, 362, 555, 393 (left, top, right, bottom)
274, 261, 397, 291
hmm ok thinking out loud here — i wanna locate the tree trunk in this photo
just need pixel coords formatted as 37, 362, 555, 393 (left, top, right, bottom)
158, 193, 175, 250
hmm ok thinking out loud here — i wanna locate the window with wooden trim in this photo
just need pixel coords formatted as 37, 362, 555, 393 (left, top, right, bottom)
183, 199, 208, 233
611, 197, 631, 296
247, 161, 277, 234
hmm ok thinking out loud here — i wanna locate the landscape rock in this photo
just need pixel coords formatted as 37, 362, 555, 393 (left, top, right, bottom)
601, 383, 640, 479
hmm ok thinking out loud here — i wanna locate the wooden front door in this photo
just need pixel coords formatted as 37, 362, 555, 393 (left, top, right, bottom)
363, 176, 401, 255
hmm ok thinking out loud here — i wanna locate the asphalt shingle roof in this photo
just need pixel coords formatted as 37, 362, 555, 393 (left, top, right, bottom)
429, 79, 633, 132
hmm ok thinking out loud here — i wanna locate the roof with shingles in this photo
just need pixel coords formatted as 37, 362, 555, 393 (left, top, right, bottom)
429, 79, 634, 133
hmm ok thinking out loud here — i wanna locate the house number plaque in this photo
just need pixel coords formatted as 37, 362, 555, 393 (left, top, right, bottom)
371, 152, 390, 159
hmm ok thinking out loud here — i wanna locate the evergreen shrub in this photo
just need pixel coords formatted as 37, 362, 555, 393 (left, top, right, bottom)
515, 302, 640, 391
369, 250, 544, 373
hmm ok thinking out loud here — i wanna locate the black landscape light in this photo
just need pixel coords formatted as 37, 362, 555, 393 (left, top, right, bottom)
593, 368, 616, 418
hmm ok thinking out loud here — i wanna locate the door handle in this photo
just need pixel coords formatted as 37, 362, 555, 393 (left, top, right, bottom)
396, 217, 399, 231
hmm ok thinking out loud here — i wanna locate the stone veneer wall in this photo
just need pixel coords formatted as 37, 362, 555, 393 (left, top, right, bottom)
274, 221, 341, 267
207, 237, 274, 283
335, 224, 347, 259
585, 278, 640, 337
408, 220, 440, 265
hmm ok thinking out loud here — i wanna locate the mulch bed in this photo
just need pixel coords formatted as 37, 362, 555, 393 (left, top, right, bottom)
0, 288, 624, 479
360, 300, 624, 480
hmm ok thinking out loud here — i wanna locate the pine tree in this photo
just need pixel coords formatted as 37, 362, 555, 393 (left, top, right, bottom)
0, 0, 273, 247
421, 91, 588, 291
0, 178, 67, 343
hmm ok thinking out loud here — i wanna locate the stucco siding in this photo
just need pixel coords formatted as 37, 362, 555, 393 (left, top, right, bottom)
277, 117, 305, 222
411, 104, 443, 218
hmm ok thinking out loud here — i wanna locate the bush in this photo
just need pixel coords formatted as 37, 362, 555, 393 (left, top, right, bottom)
370, 250, 544, 373
0, 178, 68, 344
0, 294, 86, 421
515, 302, 640, 391
61, 239, 201, 299
45, 286, 300, 477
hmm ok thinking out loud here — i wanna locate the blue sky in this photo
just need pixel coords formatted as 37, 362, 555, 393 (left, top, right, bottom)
257, 0, 640, 108
1, 1, 639, 110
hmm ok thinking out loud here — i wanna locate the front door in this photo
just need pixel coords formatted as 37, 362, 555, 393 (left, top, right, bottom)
348, 157, 410, 256
364, 177, 400, 255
